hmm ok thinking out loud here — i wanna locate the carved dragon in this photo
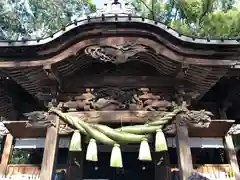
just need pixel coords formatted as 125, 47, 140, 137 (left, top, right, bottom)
84, 43, 149, 64
24, 103, 213, 137
63, 88, 172, 112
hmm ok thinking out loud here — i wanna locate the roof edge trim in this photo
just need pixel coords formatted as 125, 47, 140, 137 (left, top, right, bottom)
0, 16, 240, 47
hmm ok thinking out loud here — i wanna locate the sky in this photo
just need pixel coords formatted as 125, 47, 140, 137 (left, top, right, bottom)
92, 0, 107, 9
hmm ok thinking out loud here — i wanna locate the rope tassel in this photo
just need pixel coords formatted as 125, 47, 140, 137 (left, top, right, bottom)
110, 144, 123, 168
155, 129, 168, 152
69, 130, 82, 152
138, 138, 152, 161
86, 139, 98, 162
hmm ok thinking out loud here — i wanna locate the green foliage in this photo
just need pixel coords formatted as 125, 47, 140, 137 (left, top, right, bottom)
130, 0, 240, 37
0, 0, 240, 39
199, 9, 240, 37
9, 149, 30, 164
0, 0, 96, 40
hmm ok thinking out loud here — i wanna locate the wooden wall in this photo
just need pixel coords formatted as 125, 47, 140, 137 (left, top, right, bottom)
5, 164, 233, 179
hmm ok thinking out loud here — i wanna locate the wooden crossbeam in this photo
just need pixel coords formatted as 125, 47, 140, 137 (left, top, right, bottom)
3, 114, 235, 138
62, 76, 174, 88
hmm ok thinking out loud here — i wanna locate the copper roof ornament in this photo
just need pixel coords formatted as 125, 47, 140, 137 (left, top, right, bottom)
93, 0, 138, 17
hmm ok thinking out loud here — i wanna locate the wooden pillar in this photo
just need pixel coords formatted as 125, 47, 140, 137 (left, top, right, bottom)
40, 114, 60, 180
224, 134, 240, 179
0, 134, 13, 175
66, 151, 84, 180
175, 119, 193, 180
154, 151, 170, 180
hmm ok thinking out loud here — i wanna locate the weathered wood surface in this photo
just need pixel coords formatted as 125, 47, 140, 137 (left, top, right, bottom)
66, 111, 161, 123
165, 119, 235, 137
51, 76, 175, 88
3, 121, 47, 138
0, 134, 13, 175
39, 114, 60, 180
0, 37, 237, 68
224, 135, 240, 179
175, 117, 193, 180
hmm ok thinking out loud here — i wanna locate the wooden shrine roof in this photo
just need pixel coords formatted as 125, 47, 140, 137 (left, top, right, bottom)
0, 17, 239, 61
0, 0, 240, 121
0, 20, 239, 64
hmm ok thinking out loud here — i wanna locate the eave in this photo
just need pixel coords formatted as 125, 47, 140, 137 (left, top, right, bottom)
0, 15, 239, 120
0, 16, 239, 63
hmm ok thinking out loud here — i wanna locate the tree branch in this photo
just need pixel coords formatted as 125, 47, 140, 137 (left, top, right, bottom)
138, 0, 155, 20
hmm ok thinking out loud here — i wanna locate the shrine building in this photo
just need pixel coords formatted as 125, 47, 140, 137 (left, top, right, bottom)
1, 1, 240, 180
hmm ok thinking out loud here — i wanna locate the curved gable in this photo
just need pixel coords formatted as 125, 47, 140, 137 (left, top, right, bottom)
0, 0, 238, 120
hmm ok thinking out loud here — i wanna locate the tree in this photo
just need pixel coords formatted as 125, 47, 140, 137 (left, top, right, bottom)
0, 0, 96, 40
129, 0, 240, 37
1, 0, 240, 39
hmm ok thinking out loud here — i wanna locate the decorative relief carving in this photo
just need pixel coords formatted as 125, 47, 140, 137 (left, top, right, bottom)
62, 88, 171, 111
228, 124, 240, 135
84, 43, 148, 64
93, 0, 138, 16
0, 122, 8, 136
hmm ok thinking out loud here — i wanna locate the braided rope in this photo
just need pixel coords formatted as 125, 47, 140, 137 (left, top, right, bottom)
49, 107, 184, 144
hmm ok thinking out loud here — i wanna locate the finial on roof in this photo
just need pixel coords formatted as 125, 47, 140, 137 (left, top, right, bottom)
94, 0, 137, 16
112, 0, 120, 4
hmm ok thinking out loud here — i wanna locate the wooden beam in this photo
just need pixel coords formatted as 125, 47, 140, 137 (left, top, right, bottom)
3, 121, 47, 138
224, 135, 240, 179
40, 114, 60, 180
175, 117, 193, 180
62, 76, 175, 88
3, 118, 235, 138
0, 134, 13, 175
66, 111, 160, 123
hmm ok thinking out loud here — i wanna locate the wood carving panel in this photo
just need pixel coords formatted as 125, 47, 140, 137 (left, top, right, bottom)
62, 88, 171, 111
84, 43, 149, 64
